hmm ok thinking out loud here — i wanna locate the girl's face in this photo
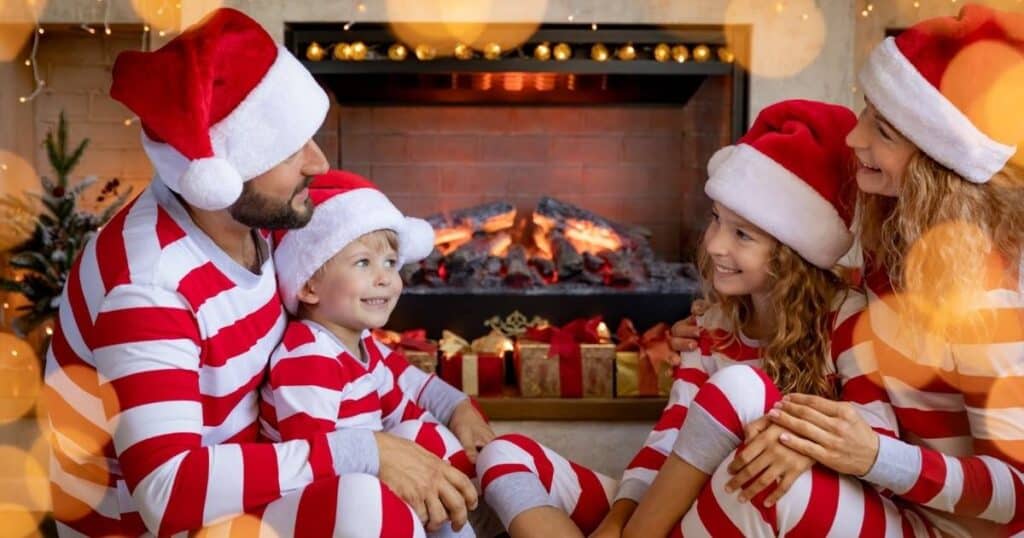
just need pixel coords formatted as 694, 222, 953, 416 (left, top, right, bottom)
703, 202, 777, 299
845, 100, 918, 197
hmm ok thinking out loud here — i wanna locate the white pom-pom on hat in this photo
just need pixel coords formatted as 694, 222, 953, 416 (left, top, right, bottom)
398, 216, 436, 265
179, 157, 244, 211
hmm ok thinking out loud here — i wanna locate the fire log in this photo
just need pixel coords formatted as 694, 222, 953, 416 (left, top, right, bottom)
504, 244, 533, 287
552, 235, 583, 278
427, 201, 517, 234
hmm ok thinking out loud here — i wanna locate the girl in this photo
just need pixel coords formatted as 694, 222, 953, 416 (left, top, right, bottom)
603, 99, 897, 537
669, 5, 1024, 536
476, 100, 896, 538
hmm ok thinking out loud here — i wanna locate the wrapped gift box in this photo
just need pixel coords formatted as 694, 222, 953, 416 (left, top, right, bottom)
373, 328, 438, 374
516, 317, 615, 398
438, 329, 509, 397
614, 320, 674, 397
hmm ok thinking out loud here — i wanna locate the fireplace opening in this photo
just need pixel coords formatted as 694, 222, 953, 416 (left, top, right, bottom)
287, 23, 748, 334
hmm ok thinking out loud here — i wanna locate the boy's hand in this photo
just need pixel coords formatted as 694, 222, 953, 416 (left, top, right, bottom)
448, 399, 496, 464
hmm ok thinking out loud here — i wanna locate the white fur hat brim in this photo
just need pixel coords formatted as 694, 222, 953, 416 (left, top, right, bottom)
142, 45, 329, 209
274, 188, 435, 314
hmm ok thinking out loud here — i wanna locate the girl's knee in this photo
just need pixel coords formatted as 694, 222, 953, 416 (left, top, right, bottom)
700, 365, 782, 417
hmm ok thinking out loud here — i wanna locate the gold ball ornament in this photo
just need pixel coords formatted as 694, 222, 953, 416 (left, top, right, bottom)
350, 41, 368, 61
716, 47, 735, 63
332, 42, 353, 61
616, 43, 636, 61
671, 44, 690, 63
388, 43, 408, 61
553, 43, 572, 61
454, 43, 473, 60
653, 43, 671, 62
693, 45, 711, 63
305, 41, 325, 62
590, 43, 609, 62
534, 42, 551, 61
415, 44, 437, 61
483, 42, 502, 60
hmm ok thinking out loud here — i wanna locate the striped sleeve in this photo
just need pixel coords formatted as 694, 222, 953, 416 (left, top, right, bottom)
831, 292, 900, 439
614, 345, 711, 503
863, 328, 1024, 528
377, 341, 466, 425
93, 284, 350, 535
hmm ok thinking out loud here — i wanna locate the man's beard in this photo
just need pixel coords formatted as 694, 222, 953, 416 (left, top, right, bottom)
229, 176, 315, 230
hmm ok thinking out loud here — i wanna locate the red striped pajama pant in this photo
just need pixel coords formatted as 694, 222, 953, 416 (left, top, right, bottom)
675, 365, 941, 537
476, 433, 617, 534
194, 420, 475, 538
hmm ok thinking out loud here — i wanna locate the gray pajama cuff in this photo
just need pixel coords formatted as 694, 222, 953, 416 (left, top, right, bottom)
613, 478, 650, 504
861, 434, 921, 494
483, 472, 553, 529
420, 377, 469, 424
671, 404, 741, 475
326, 428, 379, 476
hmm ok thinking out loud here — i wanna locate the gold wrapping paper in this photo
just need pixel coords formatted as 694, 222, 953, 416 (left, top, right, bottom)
615, 351, 673, 397
404, 351, 437, 374
517, 341, 615, 398
461, 353, 479, 396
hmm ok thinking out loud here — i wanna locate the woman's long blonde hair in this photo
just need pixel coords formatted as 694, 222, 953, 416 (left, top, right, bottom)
697, 241, 847, 399
857, 153, 1024, 335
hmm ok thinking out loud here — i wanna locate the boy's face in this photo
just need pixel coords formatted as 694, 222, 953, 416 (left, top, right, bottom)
303, 231, 402, 333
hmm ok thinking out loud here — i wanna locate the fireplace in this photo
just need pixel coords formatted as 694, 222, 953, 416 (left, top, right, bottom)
287, 23, 748, 337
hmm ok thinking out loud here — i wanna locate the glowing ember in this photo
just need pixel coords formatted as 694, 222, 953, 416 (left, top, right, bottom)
564, 218, 622, 254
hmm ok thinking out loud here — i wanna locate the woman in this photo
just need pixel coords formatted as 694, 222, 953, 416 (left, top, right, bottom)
669, 5, 1024, 536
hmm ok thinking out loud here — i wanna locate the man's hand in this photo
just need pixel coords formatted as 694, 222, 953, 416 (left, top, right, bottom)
448, 399, 496, 464
724, 417, 814, 507
375, 432, 479, 532
668, 299, 708, 361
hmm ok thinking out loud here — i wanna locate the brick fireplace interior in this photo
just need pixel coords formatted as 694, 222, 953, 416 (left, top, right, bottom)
314, 75, 733, 262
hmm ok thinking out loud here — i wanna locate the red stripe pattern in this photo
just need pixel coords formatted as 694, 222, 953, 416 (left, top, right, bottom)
43, 185, 422, 536
862, 258, 1024, 533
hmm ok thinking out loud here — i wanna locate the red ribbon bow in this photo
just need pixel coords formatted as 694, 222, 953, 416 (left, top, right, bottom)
615, 319, 673, 395
373, 329, 438, 354
523, 316, 605, 398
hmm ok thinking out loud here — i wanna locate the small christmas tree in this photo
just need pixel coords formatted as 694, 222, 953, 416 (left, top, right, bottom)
0, 112, 131, 337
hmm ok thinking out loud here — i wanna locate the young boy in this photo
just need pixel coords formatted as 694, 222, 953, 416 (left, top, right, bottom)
260, 170, 496, 536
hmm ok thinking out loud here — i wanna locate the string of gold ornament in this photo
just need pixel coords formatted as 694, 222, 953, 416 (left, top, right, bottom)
305, 41, 734, 64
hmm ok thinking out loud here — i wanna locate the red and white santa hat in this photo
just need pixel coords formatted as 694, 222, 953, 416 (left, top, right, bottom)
705, 99, 858, 269
110, 8, 328, 210
859, 4, 1022, 183
273, 170, 435, 314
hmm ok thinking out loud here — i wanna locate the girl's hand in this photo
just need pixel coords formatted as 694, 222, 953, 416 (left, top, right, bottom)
725, 417, 814, 507
768, 394, 880, 477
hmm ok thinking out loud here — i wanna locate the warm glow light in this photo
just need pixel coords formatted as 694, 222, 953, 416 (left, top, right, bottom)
940, 40, 1024, 166
724, 0, 826, 78
0, 503, 41, 538
0, 333, 40, 424
0, 1, 48, 61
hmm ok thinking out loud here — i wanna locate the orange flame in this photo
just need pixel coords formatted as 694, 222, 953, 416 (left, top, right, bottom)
564, 218, 622, 254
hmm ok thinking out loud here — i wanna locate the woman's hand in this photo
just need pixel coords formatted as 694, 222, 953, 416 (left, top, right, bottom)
725, 417, 814, 507
768, 394, 880, 477
668, 299, 709, 361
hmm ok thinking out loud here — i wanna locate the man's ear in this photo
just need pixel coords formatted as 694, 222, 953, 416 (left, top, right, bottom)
297, 280, 320, 306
